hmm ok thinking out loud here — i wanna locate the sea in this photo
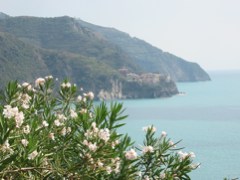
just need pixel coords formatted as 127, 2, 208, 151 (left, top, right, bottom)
117, 70, 240, 180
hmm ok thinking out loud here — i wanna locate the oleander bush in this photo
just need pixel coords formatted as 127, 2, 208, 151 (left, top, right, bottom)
0, 76, 199, 179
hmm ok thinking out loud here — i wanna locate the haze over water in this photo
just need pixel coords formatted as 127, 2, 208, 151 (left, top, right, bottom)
119, 70, 240, 179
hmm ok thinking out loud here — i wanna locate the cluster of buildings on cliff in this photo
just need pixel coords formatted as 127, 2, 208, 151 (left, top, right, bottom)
118, 68, 171, 85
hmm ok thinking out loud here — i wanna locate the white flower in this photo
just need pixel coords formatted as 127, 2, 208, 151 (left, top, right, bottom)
142, 125, 156, 133
23, 125, 30, 134
67, 127, 71, 133
35, 78, 45, 87
178, 151, 188, 160
61, 82, 71, 88
22, 82, 32, 91
114, 158, 120, 173
3, 105, 17, 119
42, 121, 49, 127
70, 109, 78, 119
66, 82, 71, 88
106, 166, 112, 174
21, 139, 29, 147
54, 119, 62, 126
92, 122, 96, 128
125, 149, 137, 160
84, 129, 92, 138
77, 95, 82, 102
91, 122, 99, 133
22, 82, 30, 87
1, 140, 13, 153
61, 83, 66, 88
22, 103, 29, 109
15, 111, 24, 128
21, 93, 32, 103
189, 152, 196, 158
48, 133, 55, 140
61, 127, 66, 136
98, 128, 110, 142
3, 105, 24, 128
57, 114, 67, 122
169, 140, 174, 146
112, 140, 119, 148
115, 140, 120, 145
85, 153, 91, 159
88, 142, 97, 152
143, 175, 150, 180
79, 108, 87, 114
28, 150, 38, 160
83, 140, 89, 146
142, 145, 154, 154
97, 160, 104, 167
86, 91, 94, 100
161, 131, 167, 137
45, 75, 53, 80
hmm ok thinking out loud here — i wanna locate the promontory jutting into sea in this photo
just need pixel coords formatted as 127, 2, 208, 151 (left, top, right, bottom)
0, 12, 210, 100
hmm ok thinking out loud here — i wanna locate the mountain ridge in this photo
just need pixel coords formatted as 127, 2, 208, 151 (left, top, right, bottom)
77, 19, 210, 81
0, 13, 210, 99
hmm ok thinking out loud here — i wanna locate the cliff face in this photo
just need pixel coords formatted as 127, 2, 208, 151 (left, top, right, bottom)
98, 73, 178, 100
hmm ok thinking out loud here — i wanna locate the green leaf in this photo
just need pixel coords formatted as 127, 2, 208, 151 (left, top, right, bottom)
0, 153, 18, 171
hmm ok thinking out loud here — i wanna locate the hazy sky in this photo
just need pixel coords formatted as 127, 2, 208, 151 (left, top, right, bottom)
1, 0, 240, 70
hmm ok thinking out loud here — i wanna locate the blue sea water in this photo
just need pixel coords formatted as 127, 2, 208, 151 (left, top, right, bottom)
118, 70, 240, 180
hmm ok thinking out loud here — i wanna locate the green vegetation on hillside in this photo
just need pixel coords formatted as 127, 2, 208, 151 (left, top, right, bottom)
0, 13, 210, 99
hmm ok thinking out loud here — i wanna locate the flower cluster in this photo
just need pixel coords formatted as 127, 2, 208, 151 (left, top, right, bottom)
84, 122, 111, 143
142, 145, 154, 154
0, 140, 13, 154
35, 77, 45, 87
142, 125, 157, 133
137, 126, 199, 180
3, 105, 24, 128
125, 149, 138, 160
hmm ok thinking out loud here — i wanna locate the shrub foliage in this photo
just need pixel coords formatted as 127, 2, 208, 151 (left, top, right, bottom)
0, 77, 198, 179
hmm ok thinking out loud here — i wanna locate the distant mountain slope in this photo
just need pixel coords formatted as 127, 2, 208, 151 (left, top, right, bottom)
0, 15, 210, 82
0, 13, 210, 99
0, 12, 9, 19
77, 20, 210, 81
0, 32, 49, 86
0, 16, 139, 73
0, 29, 178, 99
0, 31, 120, 94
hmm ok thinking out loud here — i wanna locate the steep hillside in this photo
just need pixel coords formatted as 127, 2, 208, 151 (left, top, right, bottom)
77, 20, 210, 81
0, 15, 210, 82
0, 32, 49, 86
0, 16, 139, 73
0, 31, 178, 99
0, 32, 119, 93
0, 13, 211, 99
